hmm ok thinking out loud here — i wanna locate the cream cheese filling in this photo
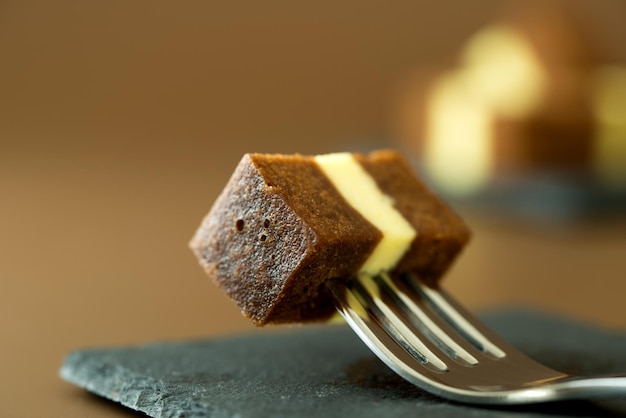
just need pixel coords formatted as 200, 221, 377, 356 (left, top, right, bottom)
314, 153, 417, 275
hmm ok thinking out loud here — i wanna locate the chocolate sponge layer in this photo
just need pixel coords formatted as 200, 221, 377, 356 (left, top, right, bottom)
190, 150, 470, 325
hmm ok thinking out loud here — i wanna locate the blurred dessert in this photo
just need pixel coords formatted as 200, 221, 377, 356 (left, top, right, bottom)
395, 1, 626, 198
190, 150, 470, 325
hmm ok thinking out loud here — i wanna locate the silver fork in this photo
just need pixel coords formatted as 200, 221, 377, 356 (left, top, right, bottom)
326, 273, 626, 404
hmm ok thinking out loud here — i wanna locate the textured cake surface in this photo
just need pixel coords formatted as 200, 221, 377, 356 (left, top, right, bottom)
190, 150, 470, 325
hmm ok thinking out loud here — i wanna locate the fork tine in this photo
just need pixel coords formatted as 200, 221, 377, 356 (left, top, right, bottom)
327, 278, 449, 380
376, 273, 480, 366
349, 275, 449, 372
401, 274, 507, 359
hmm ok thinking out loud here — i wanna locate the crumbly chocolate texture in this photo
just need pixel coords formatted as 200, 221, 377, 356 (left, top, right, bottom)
190, 153, 380, 325
190, 151, 470, 325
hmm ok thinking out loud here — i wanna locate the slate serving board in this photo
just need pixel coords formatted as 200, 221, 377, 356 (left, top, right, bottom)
60, 310, 626, 417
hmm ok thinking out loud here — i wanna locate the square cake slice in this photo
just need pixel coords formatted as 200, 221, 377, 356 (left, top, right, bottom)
190, 150, 470, 325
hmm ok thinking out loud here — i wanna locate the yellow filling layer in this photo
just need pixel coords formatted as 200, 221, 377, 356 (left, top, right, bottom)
314, 153, 417, 275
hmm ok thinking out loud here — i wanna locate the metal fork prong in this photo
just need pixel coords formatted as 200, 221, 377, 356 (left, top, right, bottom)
329, 282, 449, 390
351, 276, 449, 372
407, 277, 506, 359
377, 273, 479, 366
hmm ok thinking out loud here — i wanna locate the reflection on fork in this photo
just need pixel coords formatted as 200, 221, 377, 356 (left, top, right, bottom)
327, 273, 626, 404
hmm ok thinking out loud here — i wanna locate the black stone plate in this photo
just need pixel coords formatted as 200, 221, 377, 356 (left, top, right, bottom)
60, 310, 626, 417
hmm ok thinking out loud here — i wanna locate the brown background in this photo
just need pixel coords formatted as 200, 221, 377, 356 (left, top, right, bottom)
2, 1, 626, 417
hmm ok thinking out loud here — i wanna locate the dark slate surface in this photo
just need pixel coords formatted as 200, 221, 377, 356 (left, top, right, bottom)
60, 311, 626, 417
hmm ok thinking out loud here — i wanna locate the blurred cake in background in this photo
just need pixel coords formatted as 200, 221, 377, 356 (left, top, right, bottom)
393, 1, 626, 218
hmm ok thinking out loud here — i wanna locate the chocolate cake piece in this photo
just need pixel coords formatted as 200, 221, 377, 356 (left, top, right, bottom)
190, 150, 470, 325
